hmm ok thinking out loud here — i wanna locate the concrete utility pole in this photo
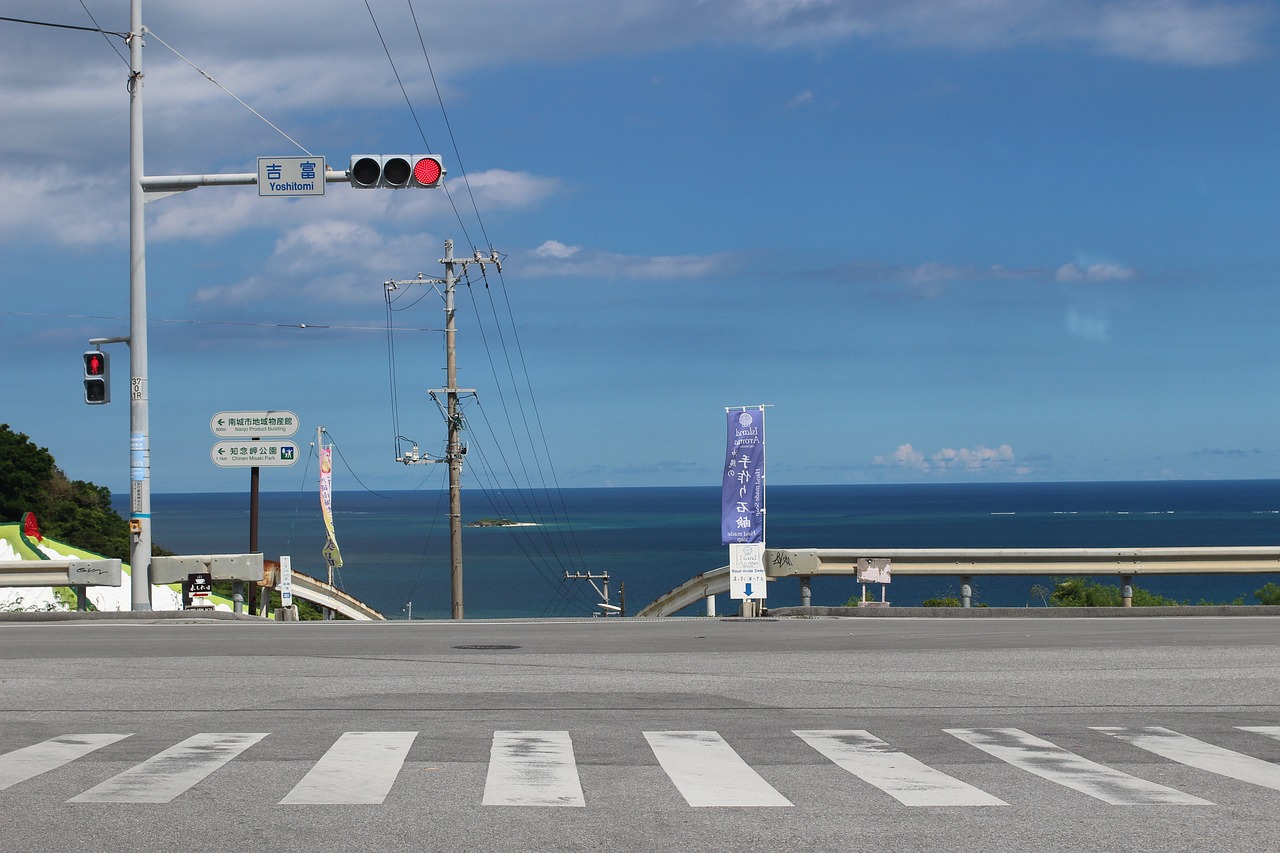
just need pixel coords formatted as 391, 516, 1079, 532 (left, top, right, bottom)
127, 0, 153, 610
388, 241, 500, 620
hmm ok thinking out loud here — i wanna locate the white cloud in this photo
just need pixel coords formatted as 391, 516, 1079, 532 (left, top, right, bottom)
787, 89, 815, 109
534, 240, 582, 259
522, 244, 734, 280
875, 442, 1020, 473
459, 170, 563, 209
1055, 261, 1138, 283
1096, 0, 1271, 66
1065, 307, 1111, 342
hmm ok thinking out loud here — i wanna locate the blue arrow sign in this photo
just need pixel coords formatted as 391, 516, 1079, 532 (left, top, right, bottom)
744, 582, 754, 597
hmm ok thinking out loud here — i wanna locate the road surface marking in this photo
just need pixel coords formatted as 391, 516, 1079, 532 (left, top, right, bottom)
0, 734, 133, 791
1097, 727, 1280, 792
795, 730, 1007, 807
68, 732, 268, 803
643, 731, 792, 807
482, 731, 585, 807
946, 728, 1211, 805
280, 731, 416, 804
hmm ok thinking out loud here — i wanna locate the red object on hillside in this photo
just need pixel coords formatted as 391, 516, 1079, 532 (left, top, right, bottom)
23, 511, 42, 542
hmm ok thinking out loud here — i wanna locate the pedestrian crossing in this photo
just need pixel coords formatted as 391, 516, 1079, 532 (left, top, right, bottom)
4, 725, 1279, 808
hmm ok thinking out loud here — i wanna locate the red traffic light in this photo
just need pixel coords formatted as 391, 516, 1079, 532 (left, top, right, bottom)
413, 156, 442, 187
84, 351, 106, 376
83, 350, 110, 404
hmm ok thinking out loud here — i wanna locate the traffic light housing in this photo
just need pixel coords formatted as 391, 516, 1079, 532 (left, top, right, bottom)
83, 350, 109, 405
349, 155, 445, 189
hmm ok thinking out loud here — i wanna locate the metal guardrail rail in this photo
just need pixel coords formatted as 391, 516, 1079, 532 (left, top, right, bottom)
287, 570, 385, 621
765, 546, 1280, 577
0, 559, 123, 588
637, 546, 1280, 616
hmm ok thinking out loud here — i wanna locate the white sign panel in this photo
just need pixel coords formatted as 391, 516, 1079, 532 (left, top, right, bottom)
258, 156, 325, 197
729, 542, 768, 600
211, 410, 300, 438
279, 555, 293, 608
211, 440, 299, 468
857, 558, 892, 584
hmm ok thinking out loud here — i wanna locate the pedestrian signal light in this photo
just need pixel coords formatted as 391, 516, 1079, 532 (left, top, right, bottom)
349, 154, 445, 189
83, 350, 110, 405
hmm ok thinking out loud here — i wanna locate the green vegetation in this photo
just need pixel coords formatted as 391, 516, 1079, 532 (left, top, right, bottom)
0, 423, 134, 560
1254, 583, 1280, 606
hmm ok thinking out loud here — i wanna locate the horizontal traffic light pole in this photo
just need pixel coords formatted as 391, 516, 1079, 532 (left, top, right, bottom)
141, 169, 351, 199
141, 155, 444, 200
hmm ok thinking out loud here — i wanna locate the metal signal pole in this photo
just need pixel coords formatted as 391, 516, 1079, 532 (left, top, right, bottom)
127, 0, 153, 610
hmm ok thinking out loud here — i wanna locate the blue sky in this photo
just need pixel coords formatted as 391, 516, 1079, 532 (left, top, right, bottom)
2, 0, 1279, 496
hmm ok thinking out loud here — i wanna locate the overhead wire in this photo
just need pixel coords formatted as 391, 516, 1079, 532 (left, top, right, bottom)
366, 1, 608, 616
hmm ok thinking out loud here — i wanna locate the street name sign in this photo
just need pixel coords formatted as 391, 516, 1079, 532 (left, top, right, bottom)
211, 440, 299, 468
211, 410, 299, 438
258, 156, 325, 197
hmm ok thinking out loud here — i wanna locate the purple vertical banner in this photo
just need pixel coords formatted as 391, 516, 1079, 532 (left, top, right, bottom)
721, 408, 765, 544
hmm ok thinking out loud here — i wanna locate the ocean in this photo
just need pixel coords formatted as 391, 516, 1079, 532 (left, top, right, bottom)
112, 480, 1280, 619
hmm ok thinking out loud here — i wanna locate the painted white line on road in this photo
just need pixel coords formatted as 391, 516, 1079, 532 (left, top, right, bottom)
68, 732, 268, 803
280, 731, 416, 805
1097, 726, 1280, 792
795, 730, 1007, 807
482, 731, 585, 807
946, 728, 1211, 806
644, 731, 792, 807
0, 734, 133, 791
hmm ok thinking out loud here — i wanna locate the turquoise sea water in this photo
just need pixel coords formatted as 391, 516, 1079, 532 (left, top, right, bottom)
113, 480, 1280, 618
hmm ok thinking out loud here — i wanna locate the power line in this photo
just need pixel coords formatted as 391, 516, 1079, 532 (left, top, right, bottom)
1, 310, 439, 333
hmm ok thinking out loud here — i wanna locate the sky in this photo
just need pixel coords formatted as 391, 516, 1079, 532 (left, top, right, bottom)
2, 0, 1280, 498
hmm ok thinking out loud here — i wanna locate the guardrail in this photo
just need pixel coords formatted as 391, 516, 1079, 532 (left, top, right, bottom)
637, 546, 1280, 615
287, 570, 385, 621
0, 559, 123, 611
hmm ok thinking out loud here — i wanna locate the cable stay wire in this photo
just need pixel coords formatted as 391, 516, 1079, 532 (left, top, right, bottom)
144, 28, 313, 156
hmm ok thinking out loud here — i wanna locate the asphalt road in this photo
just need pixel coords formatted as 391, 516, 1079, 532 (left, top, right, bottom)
2, 615, 1278, 852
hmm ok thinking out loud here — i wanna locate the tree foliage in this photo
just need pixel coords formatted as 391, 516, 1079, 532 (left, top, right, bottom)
0, 424, 130, 561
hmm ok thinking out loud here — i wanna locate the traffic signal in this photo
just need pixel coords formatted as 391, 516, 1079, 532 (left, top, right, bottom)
83, 350, 110, 405
349, 155, 445, 189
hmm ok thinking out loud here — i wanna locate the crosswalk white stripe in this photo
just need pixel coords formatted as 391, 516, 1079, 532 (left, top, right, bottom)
1096, 726, 1280, 792
644, 731, 792, 807
0, 734, 133, 791
946, 727, 1211, 806
68, 732, 268, 803
795, 730, 1007, 807
482, 731, 585, 807
280, 731, 416, 805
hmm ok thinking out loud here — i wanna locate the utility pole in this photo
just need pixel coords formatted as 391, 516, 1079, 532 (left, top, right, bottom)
388, 241, 501, 620
127, 0, 153, 610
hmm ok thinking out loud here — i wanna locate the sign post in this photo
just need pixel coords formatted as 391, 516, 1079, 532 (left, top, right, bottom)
210, 410, 299, 614
723, 406, 768, 615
